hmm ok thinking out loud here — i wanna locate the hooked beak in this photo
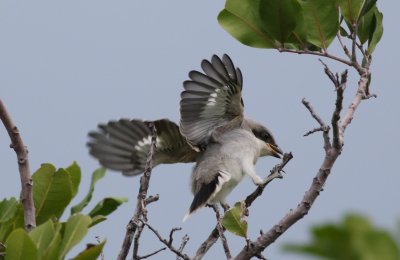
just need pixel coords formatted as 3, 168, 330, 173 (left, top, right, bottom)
266, 143, 283, 158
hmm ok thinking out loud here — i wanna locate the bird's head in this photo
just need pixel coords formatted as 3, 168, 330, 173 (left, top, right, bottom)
244, 119, 283, 158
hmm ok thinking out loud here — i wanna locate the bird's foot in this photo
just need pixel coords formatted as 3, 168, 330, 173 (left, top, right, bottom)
262, 170, 284, 185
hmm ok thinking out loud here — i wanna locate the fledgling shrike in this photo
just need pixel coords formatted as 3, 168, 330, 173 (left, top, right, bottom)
87, 54, 282, 221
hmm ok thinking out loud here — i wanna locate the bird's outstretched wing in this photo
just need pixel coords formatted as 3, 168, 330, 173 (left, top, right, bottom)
87, 119, 198, 176
180, 54, 244, 150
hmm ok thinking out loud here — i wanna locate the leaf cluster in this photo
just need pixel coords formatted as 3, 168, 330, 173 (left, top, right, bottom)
218, 0, 383, 54
0, 163, 127, 260
284, 214, 400, 260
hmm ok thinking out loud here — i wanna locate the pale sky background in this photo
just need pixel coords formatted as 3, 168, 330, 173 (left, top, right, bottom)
1, 1, 399, 259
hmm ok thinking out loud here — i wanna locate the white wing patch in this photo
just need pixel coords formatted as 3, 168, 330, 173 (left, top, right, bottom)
134, 136, 160, 151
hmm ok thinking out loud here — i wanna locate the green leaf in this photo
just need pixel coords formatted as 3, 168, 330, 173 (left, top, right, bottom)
32, 164, 73, 225
367, 8, 383, 54
284, 214, 400, 260
58, 214, 92, 259
29, 220, 57, 256
0, 198, 19, 223
218, 0, 277, 48
360, 0, 377, 17
259, 0, 302, 45
339, 0, 365, 25
72, 240, 106, 260
222, 202, 247, 238
357, 6, 375, 44
42, 223, 62, 260
88, 197, 128, 218
71, 168, 106, 215
300, 0, 339, 49
0, 203, 24, 242
89, 215, 107, 227
5, 229, 39, 260
66, 162, 82, 199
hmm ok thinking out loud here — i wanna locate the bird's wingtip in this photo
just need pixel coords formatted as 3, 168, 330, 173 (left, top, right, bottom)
182, 212, 192, 222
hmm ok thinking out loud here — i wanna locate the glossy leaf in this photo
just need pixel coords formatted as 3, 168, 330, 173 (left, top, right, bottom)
259, 0, 302, 45
58, 214, 92, 259
66, 162, 81, 199
71, 168, 106, 215
32, 164, 73, 225
300, 0, 339, 49
6, 229, 39, 260
222, 202, 247, 238
88, 197, 128, 218
357, 6, 375, 44
0, 198, 19, 223
360, 0, 377, 17
339, 0, 365, 25
218, 0, 276, 48
73, 240, 106, 260
367, 8, 383, 54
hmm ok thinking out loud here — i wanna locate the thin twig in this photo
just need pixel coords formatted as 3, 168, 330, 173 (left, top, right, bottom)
336, 32, 351, 59
278, 48, 352, 67
0, 99, 36, 231
211, 205, 231, 259
302, 98, 331, 153
143, 222, 191, 260
177, 235, 190, 260
303, 126, 324, 137
133, 222, 144, 260
117, 123, 157, 260
169, 228, 182, 246
138, 247, 167, 259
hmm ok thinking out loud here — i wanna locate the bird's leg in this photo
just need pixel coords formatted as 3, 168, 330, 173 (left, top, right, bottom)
243, 162, 265, 185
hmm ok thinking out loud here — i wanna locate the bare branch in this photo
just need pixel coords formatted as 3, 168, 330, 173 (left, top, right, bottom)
177, 235, 190, 260
336, 32, 351, 59
340, 68, 371, 136
211, 205, 231, 259
302, 98, 331, 153
303, 126, 324, 137
144, 194, 159, 206
0, 99, 36, 231
278, 48, 353, 67
133, 222, 144, 260
117, 122, 157, 260
138, 247, 166, 259
332, 70, 348, 149
169, 228, 182, 246
193, 227, 219, 260
143, 222, 191, 260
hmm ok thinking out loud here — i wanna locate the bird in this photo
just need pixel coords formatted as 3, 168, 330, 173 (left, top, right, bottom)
87, 54, 282, 221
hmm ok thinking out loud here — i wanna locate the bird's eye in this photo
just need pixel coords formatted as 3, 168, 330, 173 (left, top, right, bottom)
263, 133, 270, 141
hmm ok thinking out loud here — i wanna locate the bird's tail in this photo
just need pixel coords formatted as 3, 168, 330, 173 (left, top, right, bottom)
87, 119, 154, 176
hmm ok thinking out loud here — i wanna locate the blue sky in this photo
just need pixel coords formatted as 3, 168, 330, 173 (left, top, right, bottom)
1, 1, 399, 259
